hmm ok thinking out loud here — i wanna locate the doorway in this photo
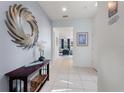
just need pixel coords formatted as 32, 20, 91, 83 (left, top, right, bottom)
52, 27, 74, 61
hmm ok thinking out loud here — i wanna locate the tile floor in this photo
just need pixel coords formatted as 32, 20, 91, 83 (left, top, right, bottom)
40, 56, 97, 92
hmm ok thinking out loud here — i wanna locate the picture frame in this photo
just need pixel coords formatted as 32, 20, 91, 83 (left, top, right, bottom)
77, 32, 88, 46
108, 1, 118, 18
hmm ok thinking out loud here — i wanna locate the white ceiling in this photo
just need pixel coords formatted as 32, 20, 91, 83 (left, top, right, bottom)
39, 1, 98, 21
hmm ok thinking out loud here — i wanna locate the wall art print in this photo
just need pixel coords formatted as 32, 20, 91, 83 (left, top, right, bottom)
77, 32, 88, 46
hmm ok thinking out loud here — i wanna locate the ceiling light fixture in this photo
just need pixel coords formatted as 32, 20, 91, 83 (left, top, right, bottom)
62, 7, 67, 12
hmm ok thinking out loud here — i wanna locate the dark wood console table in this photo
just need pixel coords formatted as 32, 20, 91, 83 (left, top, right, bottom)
5, 60, 50, 92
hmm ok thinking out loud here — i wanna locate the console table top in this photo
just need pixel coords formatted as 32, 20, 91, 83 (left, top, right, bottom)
5, 60, 50, 78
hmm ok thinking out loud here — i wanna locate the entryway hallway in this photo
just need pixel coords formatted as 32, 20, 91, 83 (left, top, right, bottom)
40, 56, 97, 92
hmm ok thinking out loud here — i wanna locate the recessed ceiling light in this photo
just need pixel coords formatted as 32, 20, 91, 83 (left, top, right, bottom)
95, 2, 98, 7
62, 7, 67, 12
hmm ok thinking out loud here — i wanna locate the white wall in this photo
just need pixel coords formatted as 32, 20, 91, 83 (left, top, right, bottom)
53, 19, 93, 67
52, 28, 59, 61
0, 1, 51, 91
57, 27, 73, 40
94, 1, 124, 91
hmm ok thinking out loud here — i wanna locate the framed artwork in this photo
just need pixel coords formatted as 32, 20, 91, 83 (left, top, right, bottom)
108, 1, 118, 18
77, 32, 88, 46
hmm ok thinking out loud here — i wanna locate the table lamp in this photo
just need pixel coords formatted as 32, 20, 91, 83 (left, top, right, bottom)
37, 41, 46, 61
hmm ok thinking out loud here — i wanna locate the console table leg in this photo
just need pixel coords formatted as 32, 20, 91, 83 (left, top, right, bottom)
9, 78, 13, 92
23, 78, 27, 92
47, 64, 49, 80
39, 69, 41, 75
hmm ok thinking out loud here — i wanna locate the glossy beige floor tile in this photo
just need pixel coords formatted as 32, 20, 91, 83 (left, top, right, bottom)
40, 56, 97, 92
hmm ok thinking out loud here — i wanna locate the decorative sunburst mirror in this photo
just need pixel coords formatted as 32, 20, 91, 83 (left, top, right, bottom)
5, 4, 39, 49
